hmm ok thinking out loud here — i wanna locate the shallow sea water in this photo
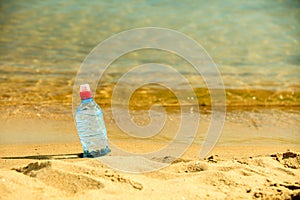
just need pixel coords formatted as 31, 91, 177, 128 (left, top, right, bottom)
0, 0, 299, 145
1, 0, 299, 108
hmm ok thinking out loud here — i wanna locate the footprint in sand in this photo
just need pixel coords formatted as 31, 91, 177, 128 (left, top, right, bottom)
13, 161, 104, 195
13, 160, 143, 193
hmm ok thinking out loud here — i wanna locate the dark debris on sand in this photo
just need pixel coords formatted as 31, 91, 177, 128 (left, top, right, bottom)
271, 151, 300, 169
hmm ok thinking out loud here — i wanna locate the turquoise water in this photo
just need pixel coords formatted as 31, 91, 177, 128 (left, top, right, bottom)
0, 0, 299, 107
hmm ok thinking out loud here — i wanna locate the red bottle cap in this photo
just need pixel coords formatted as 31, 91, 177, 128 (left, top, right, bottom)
80, 84, 92, 100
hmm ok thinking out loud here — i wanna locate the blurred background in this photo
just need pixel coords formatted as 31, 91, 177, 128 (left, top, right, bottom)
0, 0, 299, 145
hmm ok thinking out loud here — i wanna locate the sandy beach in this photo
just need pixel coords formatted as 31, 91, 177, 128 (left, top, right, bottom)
0, 143, 300, 199
1, 108, 300, 200
1, 1, 299, 199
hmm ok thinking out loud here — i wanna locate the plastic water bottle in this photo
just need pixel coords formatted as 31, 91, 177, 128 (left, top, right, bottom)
75, 84, 111, 158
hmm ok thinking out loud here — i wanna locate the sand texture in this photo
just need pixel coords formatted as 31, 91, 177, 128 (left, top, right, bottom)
0, 144, 299, 200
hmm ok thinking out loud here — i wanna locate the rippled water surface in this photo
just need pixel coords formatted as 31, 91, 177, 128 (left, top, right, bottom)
0, 0, 299, 111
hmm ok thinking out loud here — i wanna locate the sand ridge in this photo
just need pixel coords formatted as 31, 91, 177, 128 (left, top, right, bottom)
0, 147, 300, 200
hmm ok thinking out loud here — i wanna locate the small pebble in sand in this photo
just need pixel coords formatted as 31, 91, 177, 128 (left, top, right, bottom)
207, 155, 217, 163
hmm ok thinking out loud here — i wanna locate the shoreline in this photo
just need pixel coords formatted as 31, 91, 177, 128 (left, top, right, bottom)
1, 107, 299, 146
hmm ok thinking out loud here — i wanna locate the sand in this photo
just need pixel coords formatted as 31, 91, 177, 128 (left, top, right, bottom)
0, 107, 300, 199
0, 142, 300, 200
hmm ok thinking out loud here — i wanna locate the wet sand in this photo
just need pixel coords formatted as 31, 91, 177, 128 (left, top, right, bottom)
1, 107, 299, 145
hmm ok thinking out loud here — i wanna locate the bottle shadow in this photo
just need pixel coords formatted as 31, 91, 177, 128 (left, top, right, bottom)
0, 153, 83, 160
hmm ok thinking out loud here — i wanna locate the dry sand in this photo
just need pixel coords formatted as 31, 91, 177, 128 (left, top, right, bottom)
0, 143, 300, 200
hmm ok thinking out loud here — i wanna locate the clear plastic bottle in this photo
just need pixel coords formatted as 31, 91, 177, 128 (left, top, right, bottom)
75, 84, 111, 158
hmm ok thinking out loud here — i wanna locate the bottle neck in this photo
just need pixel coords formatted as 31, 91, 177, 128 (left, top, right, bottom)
81, 98, 93, 103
